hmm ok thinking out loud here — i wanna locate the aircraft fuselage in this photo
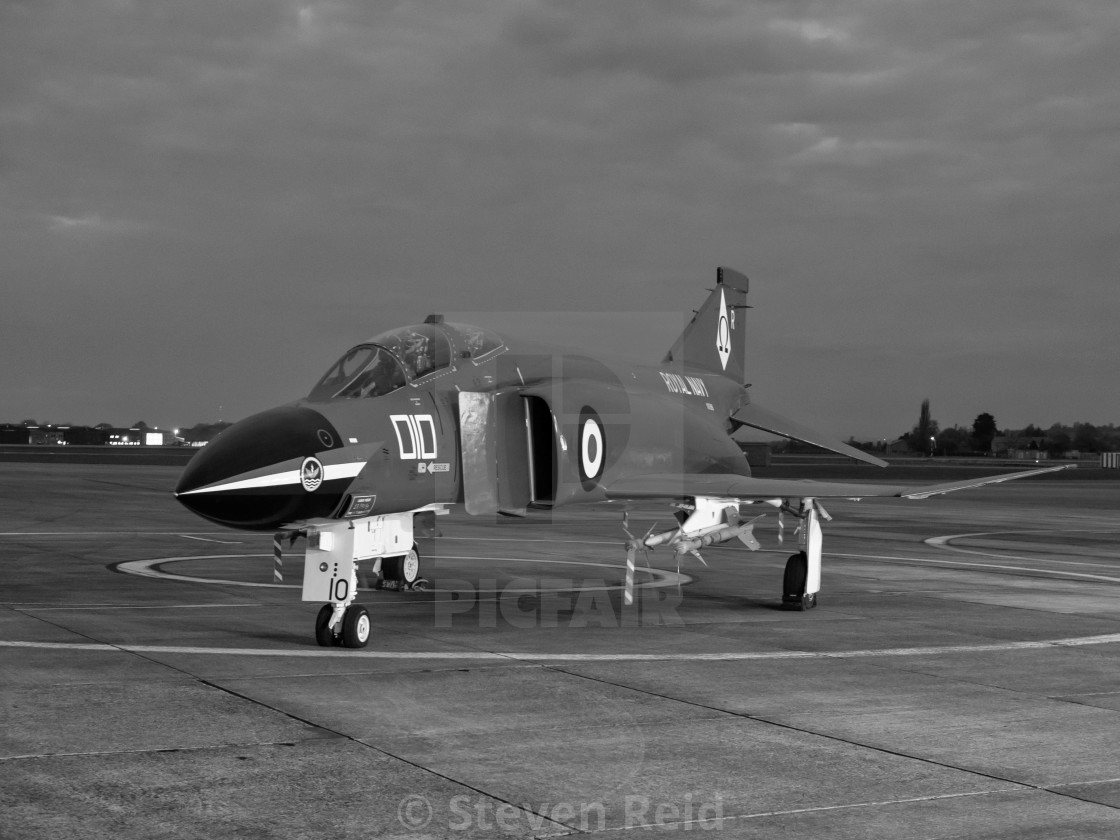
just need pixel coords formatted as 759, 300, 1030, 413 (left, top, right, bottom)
175, 331, 751, 532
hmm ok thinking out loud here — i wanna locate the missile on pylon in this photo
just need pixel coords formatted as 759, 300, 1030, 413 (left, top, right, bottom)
673, 516, 764, 557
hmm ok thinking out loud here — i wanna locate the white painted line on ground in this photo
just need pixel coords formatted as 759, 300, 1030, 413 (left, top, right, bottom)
443, 536, 621, 545
0, 531, 199, 537
116, 554, 294, 588
831, 551, 1120, 584
178, 534, 243, 544
12, 603, 260, 611
3, 633, 1120, 660
926, 530, 1120, 569
729, 788, 1026, 822
114, 554, 690, 593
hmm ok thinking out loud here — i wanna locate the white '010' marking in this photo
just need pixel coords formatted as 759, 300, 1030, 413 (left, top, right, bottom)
391, 414, 437, 460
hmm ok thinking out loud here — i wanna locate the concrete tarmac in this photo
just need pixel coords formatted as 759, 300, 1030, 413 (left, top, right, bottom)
2, 462, 1120, 838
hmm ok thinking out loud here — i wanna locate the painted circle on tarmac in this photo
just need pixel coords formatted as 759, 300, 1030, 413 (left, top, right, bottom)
578, 407, 605, 490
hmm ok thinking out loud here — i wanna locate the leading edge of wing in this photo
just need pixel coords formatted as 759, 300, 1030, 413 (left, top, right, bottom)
892, 463, 1075, 499
605, 464, 1075, 502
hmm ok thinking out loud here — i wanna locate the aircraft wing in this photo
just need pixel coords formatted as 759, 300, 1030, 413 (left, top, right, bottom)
605, 464, 1074, 502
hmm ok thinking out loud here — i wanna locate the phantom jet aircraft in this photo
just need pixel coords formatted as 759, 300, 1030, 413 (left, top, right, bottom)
175, 267, 1068, 647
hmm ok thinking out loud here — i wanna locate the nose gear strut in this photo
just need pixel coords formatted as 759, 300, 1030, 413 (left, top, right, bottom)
301, 507, 446, 647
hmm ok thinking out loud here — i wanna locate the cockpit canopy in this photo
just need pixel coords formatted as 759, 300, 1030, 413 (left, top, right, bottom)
373, 323, 452, 379
307, 322, 504, 400
307, 344, 407, 400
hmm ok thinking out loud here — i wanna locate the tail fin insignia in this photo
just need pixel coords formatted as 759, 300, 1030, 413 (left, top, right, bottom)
664, 266, 749, 382
716, 289, 731, 370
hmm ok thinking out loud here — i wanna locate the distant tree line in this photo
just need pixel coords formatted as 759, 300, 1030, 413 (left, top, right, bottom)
891, 400, 1118, 456
776, 403, 1118, 458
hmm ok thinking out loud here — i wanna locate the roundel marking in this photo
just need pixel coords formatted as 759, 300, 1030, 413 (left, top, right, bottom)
582, 420, 602, 475
578, 407, 605, 490
317, 429, 335, 448
301, 456, 324, 492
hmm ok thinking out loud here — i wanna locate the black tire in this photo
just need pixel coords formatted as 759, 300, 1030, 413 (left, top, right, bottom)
341, 604, 371, 648
383, 546, 421, 585
382, 556, 400, 582
782, 551, 809, 610
315, 604, 339, 647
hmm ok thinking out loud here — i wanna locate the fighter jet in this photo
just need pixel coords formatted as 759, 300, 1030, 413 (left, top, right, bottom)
175, 267, 1069, 647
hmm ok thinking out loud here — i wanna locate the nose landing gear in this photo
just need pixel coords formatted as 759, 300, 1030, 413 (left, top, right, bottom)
341, 603, 371, 647
315, 602, 371, 648
302, 509, 444, 648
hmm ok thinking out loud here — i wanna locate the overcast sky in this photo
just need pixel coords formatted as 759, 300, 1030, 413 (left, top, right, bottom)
3, 0, 1117, 439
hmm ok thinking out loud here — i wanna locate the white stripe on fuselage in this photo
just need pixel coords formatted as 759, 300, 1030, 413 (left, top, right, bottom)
177, 461, 366, 495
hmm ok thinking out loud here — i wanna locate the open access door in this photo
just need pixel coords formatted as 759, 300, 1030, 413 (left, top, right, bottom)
459, 392, 556, 515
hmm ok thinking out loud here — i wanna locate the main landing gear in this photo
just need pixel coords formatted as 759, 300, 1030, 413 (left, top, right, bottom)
624, 494, 829, 612
781, 498, 826, 611
782, 552, 817, 611
377, 546, 424, 590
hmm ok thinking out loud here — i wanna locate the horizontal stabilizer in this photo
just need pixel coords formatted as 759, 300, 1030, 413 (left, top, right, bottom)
732, 403, 888, 468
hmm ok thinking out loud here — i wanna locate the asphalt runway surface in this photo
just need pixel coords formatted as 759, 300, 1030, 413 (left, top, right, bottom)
2, 461, 1120, 838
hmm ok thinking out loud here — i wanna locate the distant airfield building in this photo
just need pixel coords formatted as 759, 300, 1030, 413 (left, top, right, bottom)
108, 428, 182, 446
107, 427, 143, 446
2, 425, 67, 445
886, 439, 911, 456
0, 424, 188, 446
993, 436, 1050, 460
59, 426, 110, 445
0, 424, 30, 444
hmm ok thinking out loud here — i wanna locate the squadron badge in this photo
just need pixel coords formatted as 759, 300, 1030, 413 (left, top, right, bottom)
300, 456, 324, 492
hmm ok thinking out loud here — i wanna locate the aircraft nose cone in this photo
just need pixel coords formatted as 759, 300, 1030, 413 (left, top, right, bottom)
175, 405, 347, 530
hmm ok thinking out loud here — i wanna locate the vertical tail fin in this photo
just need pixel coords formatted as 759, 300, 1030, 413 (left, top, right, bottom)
662, 267, 749, 382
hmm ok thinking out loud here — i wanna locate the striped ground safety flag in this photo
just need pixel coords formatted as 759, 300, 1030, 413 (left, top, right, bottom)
273, 533, 283, 583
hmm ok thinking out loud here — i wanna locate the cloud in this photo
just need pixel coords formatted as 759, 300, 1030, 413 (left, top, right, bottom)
1, 0, 1117, 433
48, 214, 103, 232
45, 213, 147, 236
